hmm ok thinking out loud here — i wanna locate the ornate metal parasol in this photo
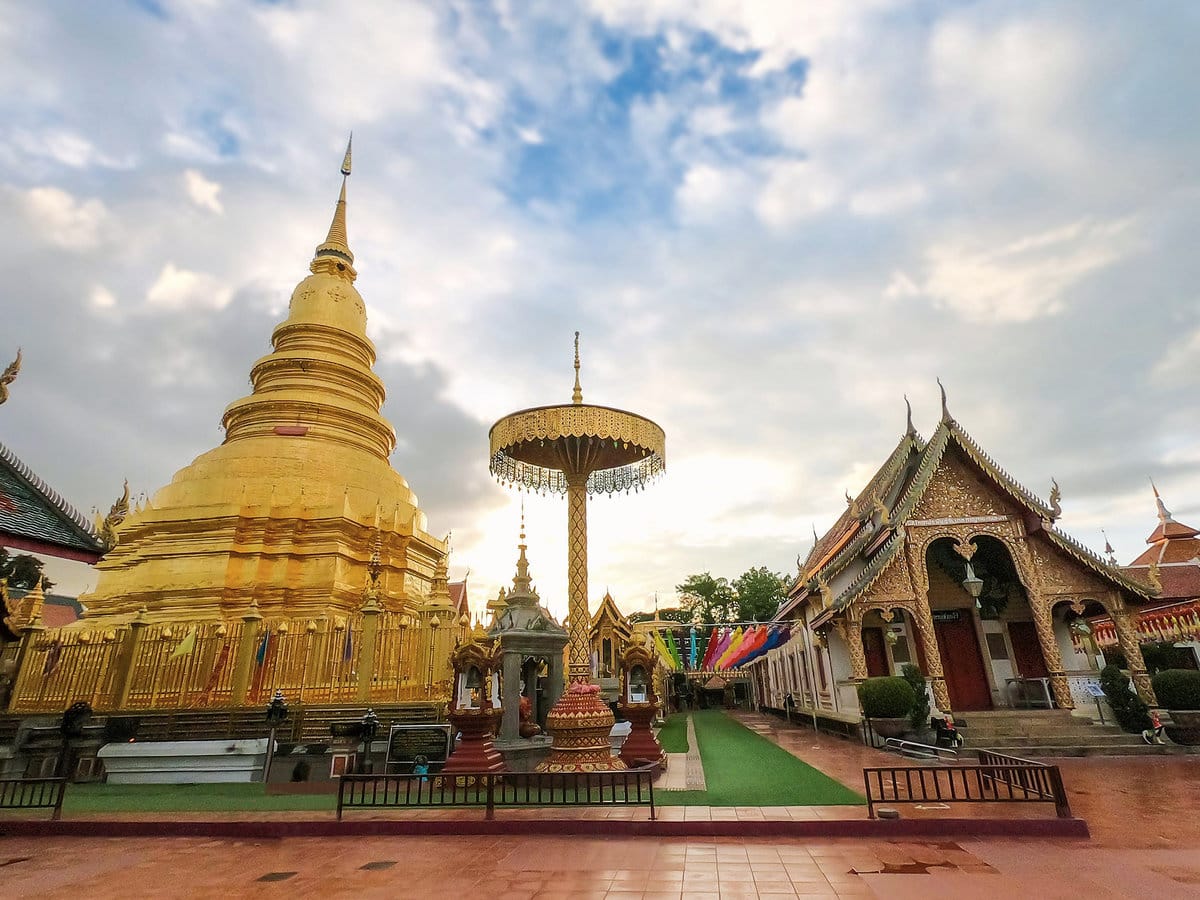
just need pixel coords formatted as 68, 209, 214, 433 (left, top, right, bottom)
489, 333, 666, 771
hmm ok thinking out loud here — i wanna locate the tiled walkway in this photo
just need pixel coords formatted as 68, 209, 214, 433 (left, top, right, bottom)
2, 831, 1198, 898
2, 710, 1198, 897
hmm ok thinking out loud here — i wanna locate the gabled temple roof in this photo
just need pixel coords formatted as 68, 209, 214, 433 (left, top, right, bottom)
449, 579, 468, 616
780, 404, 1155, 621
0, 439, 104, 561
590, 590, 633, 639
1124, 484, 1200, 600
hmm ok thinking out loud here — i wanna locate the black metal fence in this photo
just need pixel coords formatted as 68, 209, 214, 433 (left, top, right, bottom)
863, 750, 1071, 819
337, 768, 656, 821
0, 777, 67, 820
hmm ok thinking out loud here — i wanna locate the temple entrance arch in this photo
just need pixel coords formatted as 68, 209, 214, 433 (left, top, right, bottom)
923, 536, 1007, 711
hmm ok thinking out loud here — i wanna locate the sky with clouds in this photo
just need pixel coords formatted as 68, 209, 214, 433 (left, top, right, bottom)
2, 0, 1198, 620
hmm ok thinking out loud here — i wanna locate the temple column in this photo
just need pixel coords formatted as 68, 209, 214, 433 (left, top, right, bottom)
111, 609, 149, 709
546, 652, 565, 711
1110, 596, 1155, 705
230, 601, 263, 706
911, 599, 952, 712
566, 473, 590, 682
838, 611, 868, 684
500, 652, 521, 741
357, 601, 381, 703
1030, 597, 1074, 710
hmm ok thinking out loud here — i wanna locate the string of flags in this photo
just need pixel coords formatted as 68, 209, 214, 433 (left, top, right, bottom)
647, 623, 793, 672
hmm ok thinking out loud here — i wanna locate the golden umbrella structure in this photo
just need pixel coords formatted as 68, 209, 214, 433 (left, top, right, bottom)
489, 333, 666, 772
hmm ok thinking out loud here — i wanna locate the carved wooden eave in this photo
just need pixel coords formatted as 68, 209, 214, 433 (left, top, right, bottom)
783, 431, 924, 605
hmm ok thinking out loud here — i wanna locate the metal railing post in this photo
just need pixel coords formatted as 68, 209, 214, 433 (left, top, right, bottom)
1048, 765, 1072, 818
52, 778, 65, 821
486, 774, 495, 820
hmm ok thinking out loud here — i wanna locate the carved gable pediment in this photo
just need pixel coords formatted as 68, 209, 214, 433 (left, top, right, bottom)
1028, 536, 1111, 598
911, 448, 1022, 522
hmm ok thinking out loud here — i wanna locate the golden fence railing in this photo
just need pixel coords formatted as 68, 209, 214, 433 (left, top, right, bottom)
5, 607, 469, 713
10, 629, 124, 712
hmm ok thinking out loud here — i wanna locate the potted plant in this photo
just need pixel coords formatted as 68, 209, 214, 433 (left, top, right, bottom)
1151, 669, 1200, 746
857, 676, 916, 738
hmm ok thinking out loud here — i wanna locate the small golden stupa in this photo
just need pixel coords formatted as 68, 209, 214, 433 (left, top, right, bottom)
80, 139, 447, 625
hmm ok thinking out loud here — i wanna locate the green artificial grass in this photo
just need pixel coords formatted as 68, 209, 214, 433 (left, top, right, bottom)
63, 782, 336, 813
658, 709, 864, 807
656, 714, 689, 753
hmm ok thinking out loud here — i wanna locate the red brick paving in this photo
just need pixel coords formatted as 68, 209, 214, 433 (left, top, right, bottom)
1, 710, 1198, 897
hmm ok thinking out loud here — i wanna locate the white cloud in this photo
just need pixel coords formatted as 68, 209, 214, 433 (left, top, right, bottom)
921, 219, 1137, 323
754, 160, 837, 228
183, 169, 224, 214
676, 163, 748, 223
89, 285, 117, 310
146, 263, 232, 310
19, 186, 110, 250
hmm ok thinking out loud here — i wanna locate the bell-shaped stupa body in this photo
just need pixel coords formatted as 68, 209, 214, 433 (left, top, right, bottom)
80, 143, 446, 624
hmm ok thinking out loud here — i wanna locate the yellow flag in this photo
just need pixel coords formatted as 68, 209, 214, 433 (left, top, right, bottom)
652, 632, 676, 670
169, 627, 196, 660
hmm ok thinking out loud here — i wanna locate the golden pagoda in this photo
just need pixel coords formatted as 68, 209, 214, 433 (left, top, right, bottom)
80, 139, 446, 626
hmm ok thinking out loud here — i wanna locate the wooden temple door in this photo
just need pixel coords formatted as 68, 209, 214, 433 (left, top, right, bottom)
933, 609, 993, 711
1008, 621, 1049, 678
861, 628, 890, 678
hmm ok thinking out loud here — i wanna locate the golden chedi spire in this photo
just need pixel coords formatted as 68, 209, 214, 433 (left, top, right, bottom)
80, 141, 445, 625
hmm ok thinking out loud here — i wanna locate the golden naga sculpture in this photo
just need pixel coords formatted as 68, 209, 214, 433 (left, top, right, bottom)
1147, 561, 1163, 595
96, 480, 130, 551
0, 348, 20, 406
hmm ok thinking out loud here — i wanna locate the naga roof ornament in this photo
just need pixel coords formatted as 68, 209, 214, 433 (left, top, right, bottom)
0, 349, 20, 406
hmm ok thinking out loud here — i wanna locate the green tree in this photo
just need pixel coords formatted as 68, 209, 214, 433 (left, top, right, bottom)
733, 566, 788, 621
0, 548, 54, 591
676, 572, 737, 623
627, 607, 689, 625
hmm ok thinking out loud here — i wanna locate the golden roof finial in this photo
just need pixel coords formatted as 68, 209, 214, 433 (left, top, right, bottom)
1102, 529, 1117, 565
572, 331, 583, 404
313, 134, 355, 270
904, 394, 915, 436
0, 348, 21, 407
937, 377, 952, 423
1150, 477, 1175, 523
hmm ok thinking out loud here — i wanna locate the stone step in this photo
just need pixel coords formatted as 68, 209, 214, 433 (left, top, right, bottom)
963, 725, 1126, 738
973, 743, 1195, 759
974, 733, 1150, 747
979, 734, 1147, 748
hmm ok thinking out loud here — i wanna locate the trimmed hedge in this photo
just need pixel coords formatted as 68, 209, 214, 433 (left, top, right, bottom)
857, 676, 916, 719
1100, 664, 1151, 733
1152, 669, 1200, 711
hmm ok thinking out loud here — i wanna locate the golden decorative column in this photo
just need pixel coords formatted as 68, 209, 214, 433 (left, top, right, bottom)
838, 612, 869, 683
489, 333, 666, 772
910, 600, 952, 712
111, 609, 149, 709
566, 472, 591, 681
1110, 596, 1155, 705
230, 601, 264, 706
1029, 598, 1075, 710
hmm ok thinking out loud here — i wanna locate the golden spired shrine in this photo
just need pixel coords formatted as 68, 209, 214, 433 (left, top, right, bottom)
489, 334, 666, 771
6, 143, 467, 712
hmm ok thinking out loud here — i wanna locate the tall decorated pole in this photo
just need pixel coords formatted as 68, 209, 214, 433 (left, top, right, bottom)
489, 333, 666, 772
